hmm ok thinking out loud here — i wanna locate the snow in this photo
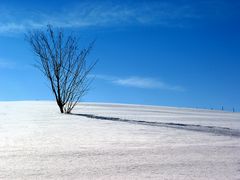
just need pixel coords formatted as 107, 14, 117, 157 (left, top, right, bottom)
0, 101, 240, 179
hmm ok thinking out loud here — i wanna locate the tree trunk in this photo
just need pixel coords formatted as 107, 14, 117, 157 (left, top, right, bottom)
57, 101, 64, 113
59, 105, 64, 113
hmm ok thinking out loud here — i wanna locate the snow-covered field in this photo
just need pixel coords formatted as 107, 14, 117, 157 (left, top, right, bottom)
0, 101, 240, 180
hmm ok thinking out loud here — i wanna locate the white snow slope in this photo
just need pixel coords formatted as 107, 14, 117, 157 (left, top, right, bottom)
0, 101, 240, 180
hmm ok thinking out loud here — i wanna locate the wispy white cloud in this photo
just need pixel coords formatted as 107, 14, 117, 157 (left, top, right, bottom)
0, 59, 16, 69
94, 74, 185, 91
0, 1, 201, 34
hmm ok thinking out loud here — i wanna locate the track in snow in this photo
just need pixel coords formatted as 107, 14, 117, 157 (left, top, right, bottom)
73, 113, 240, 137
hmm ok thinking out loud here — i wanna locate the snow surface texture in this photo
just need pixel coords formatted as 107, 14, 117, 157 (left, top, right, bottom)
0, 101, 240, 180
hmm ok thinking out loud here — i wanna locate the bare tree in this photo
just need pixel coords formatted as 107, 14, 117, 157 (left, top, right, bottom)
26, 25, 96, 113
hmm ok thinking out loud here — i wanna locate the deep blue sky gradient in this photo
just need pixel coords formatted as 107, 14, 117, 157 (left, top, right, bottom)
0, 0, 240, 111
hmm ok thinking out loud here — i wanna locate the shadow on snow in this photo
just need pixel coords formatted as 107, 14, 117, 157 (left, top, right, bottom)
71, 113, 240, 138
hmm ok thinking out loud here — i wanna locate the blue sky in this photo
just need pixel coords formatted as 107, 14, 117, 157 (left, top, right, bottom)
0, 0, 240, 111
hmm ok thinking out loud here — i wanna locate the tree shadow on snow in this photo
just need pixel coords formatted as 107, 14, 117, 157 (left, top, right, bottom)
71, 113, 240, 138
